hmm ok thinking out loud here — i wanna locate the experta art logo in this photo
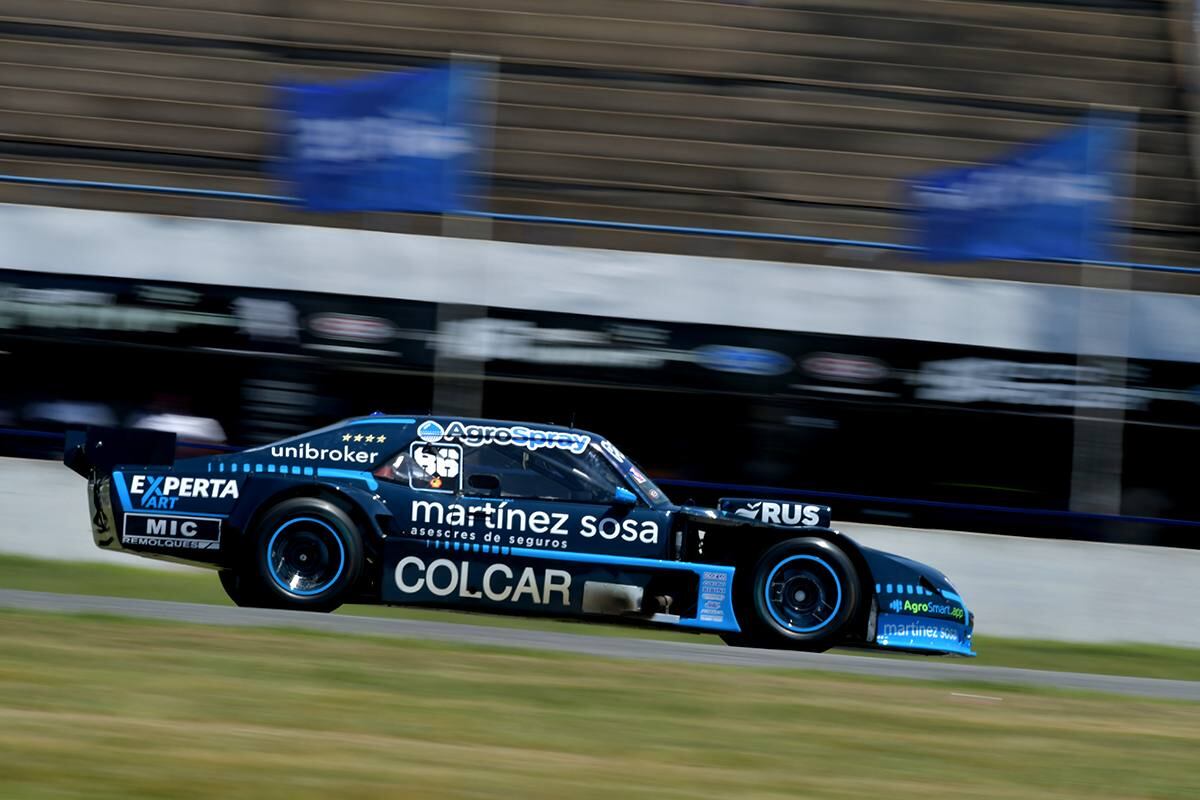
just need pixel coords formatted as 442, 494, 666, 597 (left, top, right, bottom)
129, 475, 239, 509
889, 599, 903, 613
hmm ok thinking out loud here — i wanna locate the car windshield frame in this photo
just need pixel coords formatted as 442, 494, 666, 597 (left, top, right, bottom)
590, 438, 673, 509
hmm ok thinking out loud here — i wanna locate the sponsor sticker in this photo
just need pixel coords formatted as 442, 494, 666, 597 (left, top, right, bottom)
271, 440, 380, 464
405, 498, 660, 550
417, 420, 445, 443
886, 597, 965, 621
121, 513, 221, 550
728, 501, 825, 527
875, 613, 964, 648
393, 556, 572, 607
129, 475, 239, 510
409, 442, 462, 492
598, 439, 626, 464
420, 420, 591, 454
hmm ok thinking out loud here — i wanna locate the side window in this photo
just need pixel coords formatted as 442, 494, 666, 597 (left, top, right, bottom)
377, 437, 635, 504
460, 444, 628, 504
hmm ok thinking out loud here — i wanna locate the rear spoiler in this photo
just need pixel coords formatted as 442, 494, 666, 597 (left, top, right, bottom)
64, 427, 178, 478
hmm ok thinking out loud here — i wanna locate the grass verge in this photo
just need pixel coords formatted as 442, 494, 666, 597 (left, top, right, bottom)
2, 553, 1199, 682
1, 609, 1198, 799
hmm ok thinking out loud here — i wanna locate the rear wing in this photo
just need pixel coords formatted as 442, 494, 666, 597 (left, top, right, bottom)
64, 427, 177, 478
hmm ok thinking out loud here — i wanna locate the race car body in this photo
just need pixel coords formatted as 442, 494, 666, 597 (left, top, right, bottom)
65, 415, 975, 655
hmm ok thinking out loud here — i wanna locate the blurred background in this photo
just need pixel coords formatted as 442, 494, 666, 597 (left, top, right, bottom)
1, 0, 1198, 550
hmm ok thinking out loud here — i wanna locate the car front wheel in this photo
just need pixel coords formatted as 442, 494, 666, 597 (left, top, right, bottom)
723, 537, 859, 652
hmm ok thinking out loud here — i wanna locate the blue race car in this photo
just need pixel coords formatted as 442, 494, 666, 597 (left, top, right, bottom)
65, 415, 974, 655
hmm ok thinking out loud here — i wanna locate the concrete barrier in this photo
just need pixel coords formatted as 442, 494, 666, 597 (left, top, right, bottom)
3, 457, 1197, 646
839, 523, 1200, 647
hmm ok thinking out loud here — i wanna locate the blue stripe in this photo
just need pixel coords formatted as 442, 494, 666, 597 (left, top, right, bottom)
111, 470, 132, 511
344, 418, 416, 426
505, 546, 694, 569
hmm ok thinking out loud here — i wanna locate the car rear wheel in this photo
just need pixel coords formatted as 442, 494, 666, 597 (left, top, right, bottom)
219, 497, 363, 613
723, 537, 859, 652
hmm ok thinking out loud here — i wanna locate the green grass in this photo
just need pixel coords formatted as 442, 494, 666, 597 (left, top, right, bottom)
3, 553, 1199, 682
0, 610, 1197, 799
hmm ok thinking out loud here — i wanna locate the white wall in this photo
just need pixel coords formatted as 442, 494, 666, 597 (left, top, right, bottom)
3, 203, 1200, 361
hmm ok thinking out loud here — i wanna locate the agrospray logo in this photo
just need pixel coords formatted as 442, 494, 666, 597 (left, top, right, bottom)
418, 419, 590, 454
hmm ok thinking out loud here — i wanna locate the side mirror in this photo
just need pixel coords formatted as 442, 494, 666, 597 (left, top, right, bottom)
467, 472, 501, 495
613, 486, 638, 506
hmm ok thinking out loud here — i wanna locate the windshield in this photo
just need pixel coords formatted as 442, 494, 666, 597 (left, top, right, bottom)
592, 438, 672, 509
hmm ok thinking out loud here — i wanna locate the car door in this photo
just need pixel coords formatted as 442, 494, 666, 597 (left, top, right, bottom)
376, 434, 671, 561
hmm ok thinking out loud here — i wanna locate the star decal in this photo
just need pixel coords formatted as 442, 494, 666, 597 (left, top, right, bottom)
364, 434, 376, 443
377, 435, 386, 443
354, 434, 364, 442
342, 434, 352, 442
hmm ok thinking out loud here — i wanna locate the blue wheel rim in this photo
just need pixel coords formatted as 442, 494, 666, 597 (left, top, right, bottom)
266, 517, 346, 597
763, 554, 842, 633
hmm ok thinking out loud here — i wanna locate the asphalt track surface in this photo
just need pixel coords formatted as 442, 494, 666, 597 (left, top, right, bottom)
2, 589, 1198, 701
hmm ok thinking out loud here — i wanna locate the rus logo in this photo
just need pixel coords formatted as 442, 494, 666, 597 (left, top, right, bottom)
732, 502, 823, 527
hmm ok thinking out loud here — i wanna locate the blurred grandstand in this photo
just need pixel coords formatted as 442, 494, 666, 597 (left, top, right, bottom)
0, 0, 1197, 278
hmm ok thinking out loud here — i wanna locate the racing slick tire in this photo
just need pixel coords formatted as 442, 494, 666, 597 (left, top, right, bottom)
723, 537, 859, 652
223, 497, 364, 613
218, 568, 261, 608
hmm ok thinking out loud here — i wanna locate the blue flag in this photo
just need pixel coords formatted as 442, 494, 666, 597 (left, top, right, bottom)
909, 119, 1126, 262
278, 65, 479, 213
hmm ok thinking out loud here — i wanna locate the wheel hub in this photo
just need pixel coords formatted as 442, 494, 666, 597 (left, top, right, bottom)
266, 517, 346, 597
763, 555, 843, 634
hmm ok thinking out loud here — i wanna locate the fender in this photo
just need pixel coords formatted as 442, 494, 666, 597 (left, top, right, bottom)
225, 477, 394, 543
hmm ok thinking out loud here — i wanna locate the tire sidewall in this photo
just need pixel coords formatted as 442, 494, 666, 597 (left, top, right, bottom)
748, 537, 858, 649
252, 497, 363, 610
